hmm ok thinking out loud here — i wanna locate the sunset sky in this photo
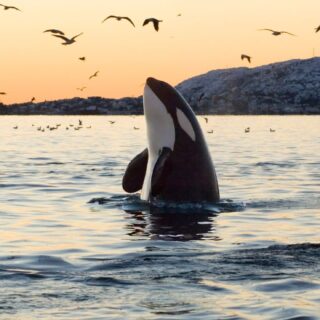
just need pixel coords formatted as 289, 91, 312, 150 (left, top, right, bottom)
1, 0, 320, 104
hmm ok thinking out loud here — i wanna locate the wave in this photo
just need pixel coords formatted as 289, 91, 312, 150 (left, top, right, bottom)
247, 196, 320, 210
0, 243, 319, 288
255, 161, 298, 168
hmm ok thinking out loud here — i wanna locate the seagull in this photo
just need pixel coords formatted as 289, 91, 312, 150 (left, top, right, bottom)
143, 18, 163, 31
13, 126, 18, 129
77, 86, 87, 91
198, 92, 205, 102
109, 120, 115, 124
102, 15, 135, 27
207, 130, 213, 134
52, 32, 83, 45
245, 127, 250, 133
0, 4, 20, 11
315, 25, 320, 33
78, 56, 86, 61
133, 126, 140, 130
30, 97, 36, 103
203, 116, 208, 123
89, 71, 99, 80
43, 29, 65, 35
0, 92, 6, 95
241, 54, 251, 63
259, 29, 296, 36
270, 128, 276, 132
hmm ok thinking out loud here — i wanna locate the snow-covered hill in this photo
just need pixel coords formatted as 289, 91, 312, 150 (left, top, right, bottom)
177, 57, 320, 114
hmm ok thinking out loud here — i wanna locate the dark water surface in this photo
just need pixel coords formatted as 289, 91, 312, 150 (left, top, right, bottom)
0, 116, 319, 319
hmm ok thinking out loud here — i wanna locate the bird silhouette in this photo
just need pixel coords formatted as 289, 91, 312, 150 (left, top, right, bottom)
109, 120, 115, 124
198, 92, 205, 102
0, 92, 6, 95
78, 56, 86, 61
133, 126, 140, 130
0, 4, 20, 11
143, 18, 163, 31
207, 130, 213, 134
259, 29, 296, 36
203, 117, 208, 123
270, 128, 276, 132
241, 54, 251, 63
52, 32, 83, 45
43, 29, 65, 35
315, 26, 320, 33
102, 15, 135, 27
30, 97, 36, 103
245, 127, 250, 133
89, 71, 99, 80
77, 86, 87, 91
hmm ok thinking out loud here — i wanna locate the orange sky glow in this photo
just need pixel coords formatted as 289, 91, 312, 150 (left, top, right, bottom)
1, 0, 320, 104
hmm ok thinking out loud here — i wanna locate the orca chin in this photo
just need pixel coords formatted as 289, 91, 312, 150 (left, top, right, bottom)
122, 77, 220, 203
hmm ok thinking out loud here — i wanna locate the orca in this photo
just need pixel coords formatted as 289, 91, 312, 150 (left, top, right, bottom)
122, 77, 220, 203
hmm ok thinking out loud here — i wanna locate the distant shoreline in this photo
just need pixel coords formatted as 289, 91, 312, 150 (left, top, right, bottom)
1, 57, 320, 115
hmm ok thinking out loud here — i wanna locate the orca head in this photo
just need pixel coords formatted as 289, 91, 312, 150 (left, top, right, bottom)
141, 77, 199, 201
144, 77, 198, 148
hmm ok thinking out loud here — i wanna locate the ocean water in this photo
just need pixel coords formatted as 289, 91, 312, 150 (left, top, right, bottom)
0, 115, 319, 319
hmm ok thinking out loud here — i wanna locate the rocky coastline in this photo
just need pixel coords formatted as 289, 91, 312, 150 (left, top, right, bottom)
1, 57, 320, 115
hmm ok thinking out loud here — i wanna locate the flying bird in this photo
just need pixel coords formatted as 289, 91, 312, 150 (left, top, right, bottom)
0, 4, 20, 11
198, 93, 205, 103
259, 29, 296, 36
241, 54, 251, 63
43, 29, 64, 35
77, 86, 87, 91
52, 32, 83, 45
203, 117, 209, 124
315, 25, 320, 33
0, 92, 6, 95
143, 18, 163, 31
78, 56, 86, 61
89, 71, 99, 80
102, 15, 135, 27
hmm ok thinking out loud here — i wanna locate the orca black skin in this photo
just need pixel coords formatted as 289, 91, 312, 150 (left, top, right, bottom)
123, 77, 220, 203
